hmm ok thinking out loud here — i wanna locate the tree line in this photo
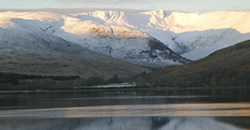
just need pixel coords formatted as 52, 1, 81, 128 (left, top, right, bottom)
0, 72, 80, 85
0, 72, 127, 90
134, 69, 250, 87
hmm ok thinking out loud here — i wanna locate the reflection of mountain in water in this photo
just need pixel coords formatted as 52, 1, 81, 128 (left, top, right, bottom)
0, 117, 240, 130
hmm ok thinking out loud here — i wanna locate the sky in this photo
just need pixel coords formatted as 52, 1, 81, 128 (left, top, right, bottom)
0, 0, 250, 12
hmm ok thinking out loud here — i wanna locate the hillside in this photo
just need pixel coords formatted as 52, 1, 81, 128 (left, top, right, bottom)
1, 10, 250, 68
0, 9, 250, 86
138, 40, 250, 87
0, 11, 190, 68
0, 29, 149, 78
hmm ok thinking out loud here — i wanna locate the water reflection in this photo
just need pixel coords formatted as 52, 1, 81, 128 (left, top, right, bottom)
0, 117, 242, 130
0, 88, 250, 110
0, 88, 250, 129
1, 103, 250, 118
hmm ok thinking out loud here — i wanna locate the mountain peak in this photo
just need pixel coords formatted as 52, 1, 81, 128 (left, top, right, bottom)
86, 10, 125, 21
0, 10, 250, 68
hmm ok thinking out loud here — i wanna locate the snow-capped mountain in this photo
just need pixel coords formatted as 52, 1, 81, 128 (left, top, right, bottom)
0, 26, 150, 77
0, 10, 250, 69
68, 10, 250, 60
0, 11, 190, 68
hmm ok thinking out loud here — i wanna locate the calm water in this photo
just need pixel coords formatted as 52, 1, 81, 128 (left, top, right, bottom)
0, 88, 250, 130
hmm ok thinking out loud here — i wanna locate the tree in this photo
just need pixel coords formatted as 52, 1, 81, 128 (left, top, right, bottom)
86, 76, 106, 86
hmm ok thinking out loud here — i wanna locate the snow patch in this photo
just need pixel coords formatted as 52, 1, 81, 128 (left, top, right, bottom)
1, 10, 250, 65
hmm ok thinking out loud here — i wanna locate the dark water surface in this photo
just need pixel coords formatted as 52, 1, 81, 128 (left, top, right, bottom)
0, 87, 250, 130
0, 87, 250, 110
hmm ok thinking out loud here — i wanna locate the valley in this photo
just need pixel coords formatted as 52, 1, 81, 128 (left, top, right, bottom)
0, 9, 250, 89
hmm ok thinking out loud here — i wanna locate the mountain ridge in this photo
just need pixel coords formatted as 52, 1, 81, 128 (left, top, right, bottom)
0, 10, 250, 69
0, 27, 150, 78
0, 10, 192, 68
140, 40, 250, 87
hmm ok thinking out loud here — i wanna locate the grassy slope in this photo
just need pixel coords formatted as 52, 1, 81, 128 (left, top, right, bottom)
161, 40, 250, 75
0, 39, 150, 79
150, 40, 250, 87
0, 50, 150, 79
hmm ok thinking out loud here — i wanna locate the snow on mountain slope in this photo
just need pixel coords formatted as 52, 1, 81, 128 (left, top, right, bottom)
0, 10, 250, 66
69, 10, 250, 60
161, 11, 250, 60
174, 29, 250, 60
0, 26, 150, 77
0, 11, 190, 68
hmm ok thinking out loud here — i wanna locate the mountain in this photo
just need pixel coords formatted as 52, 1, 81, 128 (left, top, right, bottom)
0, 10, 250, 69
143, 40, 250, 87
0, 27, 150, 78
0, 11, 190, 69
70, 10, 250, 60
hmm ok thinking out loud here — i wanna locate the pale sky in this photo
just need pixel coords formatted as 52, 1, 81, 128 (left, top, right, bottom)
0, 0, 250, 12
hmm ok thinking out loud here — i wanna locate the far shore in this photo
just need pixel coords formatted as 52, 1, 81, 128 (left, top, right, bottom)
0, 86, 249, 94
